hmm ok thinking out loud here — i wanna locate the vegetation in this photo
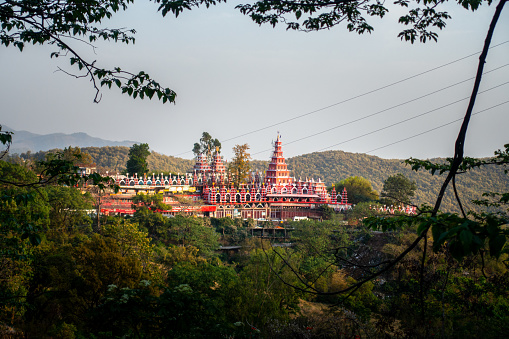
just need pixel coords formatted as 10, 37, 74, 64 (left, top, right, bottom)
193, 132, 222, 159
332, 176, 379, 205
1, 0, 507, 335
0, 0, 176, 103
1, 149, 508, 337
380, 173, 417, 206
229, 143, 251, 187
126, 143, 150, 176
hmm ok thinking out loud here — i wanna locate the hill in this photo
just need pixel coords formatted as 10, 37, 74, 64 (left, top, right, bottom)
286, 150, 508, 213
3, 126, 138, 154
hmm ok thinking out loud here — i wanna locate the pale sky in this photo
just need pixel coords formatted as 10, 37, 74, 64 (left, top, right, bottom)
1, 2, 508, 161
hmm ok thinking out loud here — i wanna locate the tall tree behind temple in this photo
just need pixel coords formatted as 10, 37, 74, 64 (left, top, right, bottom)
229, 144, 251, 187
380, 173, 417, 206
192, 132, 221, 160
333, 176, 379, 205
126, 143, 150, 176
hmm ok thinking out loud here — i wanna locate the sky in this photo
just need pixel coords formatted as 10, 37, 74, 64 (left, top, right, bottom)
1, 2, 508, 162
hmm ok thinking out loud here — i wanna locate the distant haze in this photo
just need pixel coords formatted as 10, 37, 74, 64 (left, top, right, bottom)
3, 126, 139, 154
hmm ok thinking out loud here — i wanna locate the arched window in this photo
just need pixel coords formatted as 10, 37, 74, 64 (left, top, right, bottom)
246, 193, 251, 202
236, 193, 241, 203
216, 193, 221, 203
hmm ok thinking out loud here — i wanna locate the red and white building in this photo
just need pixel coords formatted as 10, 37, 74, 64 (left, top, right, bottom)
102, 134, 351, 219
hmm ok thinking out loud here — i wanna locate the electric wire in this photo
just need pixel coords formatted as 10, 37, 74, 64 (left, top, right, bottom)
250, 64, 509, 156
365, 100, 509, 154
171, 40, 509, 158
314, 81, 509, 152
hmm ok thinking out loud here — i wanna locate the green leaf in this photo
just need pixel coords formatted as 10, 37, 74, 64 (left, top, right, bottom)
459, 229, 473, 253
489, 234, 506, 258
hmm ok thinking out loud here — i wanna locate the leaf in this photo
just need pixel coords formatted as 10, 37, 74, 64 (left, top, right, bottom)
459, 229, 473, 253
489, 234, 506, 258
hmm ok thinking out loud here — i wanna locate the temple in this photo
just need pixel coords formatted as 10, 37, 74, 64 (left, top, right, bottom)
102, 134, 351, 219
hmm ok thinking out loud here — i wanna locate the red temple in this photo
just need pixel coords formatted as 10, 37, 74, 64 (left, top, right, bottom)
103, 134, 354, 219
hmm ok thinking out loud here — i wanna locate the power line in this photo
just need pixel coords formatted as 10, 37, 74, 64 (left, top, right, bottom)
251, 71, 509, 156
172, 40, 509, 158
221, 41, 509, 144
253, 64, 509, 154
365, 100, 509, 154
314, 81, 509, 152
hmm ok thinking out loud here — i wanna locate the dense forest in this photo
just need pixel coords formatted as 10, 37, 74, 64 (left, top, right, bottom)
1, 156, 508, 338
11, 146, 508, 213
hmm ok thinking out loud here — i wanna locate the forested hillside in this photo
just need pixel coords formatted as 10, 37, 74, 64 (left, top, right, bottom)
82, 147, 195, 174
287, 150, 508, 213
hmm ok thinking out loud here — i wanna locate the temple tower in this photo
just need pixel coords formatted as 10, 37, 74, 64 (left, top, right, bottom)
265, 134, 292, 186
193, 153, 211, 174
211, 147, 226, 175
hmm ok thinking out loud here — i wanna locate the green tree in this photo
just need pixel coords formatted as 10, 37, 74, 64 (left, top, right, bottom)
381, 173, 417, 206
334, 176, 379, 205
192, 132, 221, 159
61, 146, 93, 166
126, 143, 150, 176
131, 193, 167, 237
44, 186, 94, 241
0, 1, 176, 103
229, 143, 251, 187
165, 215, 220, 258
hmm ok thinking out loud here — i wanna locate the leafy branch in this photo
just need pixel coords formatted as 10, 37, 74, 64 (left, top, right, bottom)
0, 0, 176, 103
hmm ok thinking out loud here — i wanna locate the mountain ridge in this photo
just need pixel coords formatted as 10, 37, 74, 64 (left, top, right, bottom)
2, 126, 139, 153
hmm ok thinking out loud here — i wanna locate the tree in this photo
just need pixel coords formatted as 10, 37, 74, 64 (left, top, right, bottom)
0, 0, 177, 103
229, 143, 251, 187
126, 143, 150, 176
61, 146, 93, 166
334, 176, 378, 205
192, 132, 221, 159
381, 173, 417, 206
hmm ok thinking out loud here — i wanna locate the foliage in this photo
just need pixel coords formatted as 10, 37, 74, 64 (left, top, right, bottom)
237, 0, 488, 43
102, 220, 156, 274
366, 145, 509, 260
333, 176, 379, 205
164, 215, 220, 258
192, 131, 221, 159
210, 217, 250, 244
126, 143, 150, 176
0, 125, 13, 159
20, 146, 195, 174
381, 173, 417, 205
235, 247, 305, 328
287, 150, 509, 214
44, 185, 94, 240
348, 201, 382, 222
229, 143, 251, 187
0, 0, 176, 103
